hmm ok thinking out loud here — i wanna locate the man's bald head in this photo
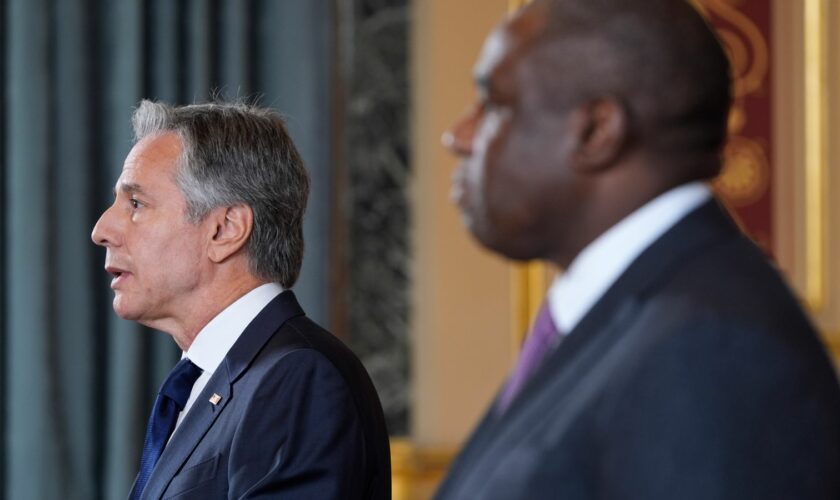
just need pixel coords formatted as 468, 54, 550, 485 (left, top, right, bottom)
523, 0, 731, 179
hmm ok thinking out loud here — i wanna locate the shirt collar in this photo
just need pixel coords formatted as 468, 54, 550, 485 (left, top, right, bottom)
547, 181, 712, 334
184, 283, 284, 374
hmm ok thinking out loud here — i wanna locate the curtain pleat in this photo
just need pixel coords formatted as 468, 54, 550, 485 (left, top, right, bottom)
8, 0, 61, 496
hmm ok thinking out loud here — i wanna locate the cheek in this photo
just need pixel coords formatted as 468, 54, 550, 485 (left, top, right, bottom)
165, 231, 205, 269
142, 226, 204, 280
469, 111, 514, 191
474, 109, 512, 160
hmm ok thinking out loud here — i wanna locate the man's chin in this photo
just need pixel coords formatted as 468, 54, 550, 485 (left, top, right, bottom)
468, 226, 513, 259
461, 211, 490, 244
112, 296, 141, 321
469, 224, 541, 262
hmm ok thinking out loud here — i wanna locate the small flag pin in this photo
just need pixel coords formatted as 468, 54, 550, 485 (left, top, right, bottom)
209, 393, 222, 405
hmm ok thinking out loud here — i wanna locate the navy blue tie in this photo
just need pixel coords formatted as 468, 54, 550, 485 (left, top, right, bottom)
131, 358, 203, 500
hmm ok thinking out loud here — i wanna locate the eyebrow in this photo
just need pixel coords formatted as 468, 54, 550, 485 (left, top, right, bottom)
113, 182, 147, 198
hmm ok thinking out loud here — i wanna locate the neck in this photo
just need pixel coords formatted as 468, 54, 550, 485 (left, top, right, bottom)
548, 159, 686, 269
145, 270, 266, 351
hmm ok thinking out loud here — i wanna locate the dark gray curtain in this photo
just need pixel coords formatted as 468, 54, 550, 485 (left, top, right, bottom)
3, 1, 334, 498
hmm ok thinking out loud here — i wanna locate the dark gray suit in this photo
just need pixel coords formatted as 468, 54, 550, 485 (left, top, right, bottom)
133, 291, 391, 499
436, 200, 840, 499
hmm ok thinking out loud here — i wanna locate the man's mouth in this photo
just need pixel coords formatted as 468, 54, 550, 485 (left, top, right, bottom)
105, 266, 132, 288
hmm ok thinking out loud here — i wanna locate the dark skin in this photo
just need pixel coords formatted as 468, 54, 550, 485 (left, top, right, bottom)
443, 1, 718, 269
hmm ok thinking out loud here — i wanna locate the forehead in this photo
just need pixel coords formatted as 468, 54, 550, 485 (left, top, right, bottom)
124, 132, 182, 170
473, 5, 550, 89
118, 132, 182, 185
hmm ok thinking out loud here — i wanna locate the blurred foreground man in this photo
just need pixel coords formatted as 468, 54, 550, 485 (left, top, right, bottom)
436, 1, 840, 498
92, 100, 390, 499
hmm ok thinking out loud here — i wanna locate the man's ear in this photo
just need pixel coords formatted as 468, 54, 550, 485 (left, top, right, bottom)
207, 204, 253, 263
571, 97, 628, 172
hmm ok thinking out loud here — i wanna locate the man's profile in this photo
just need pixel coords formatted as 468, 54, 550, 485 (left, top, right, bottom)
92, 100, 391, 499
436, 1, 840, 498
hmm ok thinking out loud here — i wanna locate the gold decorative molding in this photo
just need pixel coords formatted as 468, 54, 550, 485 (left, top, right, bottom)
699, 0, 769, 100
803, 0, 828, 311
818, 331, 840, 374
716, 136, 770, 206
511, 264, 551, 349
391, 439, 457, 500
695, 0, 772, 211
826, 334, 840, 358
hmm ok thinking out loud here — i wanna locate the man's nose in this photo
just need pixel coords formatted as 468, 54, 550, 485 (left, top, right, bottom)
442, 105, 480, 157
91, 205, 117, 247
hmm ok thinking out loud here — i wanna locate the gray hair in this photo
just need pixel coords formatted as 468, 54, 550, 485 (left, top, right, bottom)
132, 99, 310, 288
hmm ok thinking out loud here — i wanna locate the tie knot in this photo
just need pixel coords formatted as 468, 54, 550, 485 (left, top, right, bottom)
159, 358, 203, 410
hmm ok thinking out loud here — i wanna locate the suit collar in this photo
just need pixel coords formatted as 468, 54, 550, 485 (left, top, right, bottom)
548, 182, 712, 334
137, 290, 305, 499
221, 290, 305, 383
186, 283, 284, 379
564, 198, 737, 340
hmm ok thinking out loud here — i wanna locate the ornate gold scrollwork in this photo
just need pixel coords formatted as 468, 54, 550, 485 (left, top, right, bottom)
717, 136, 770, 207
694, 0, 771, 208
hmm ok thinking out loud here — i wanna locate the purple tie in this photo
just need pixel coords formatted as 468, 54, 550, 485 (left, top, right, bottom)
497, 303, 559, 413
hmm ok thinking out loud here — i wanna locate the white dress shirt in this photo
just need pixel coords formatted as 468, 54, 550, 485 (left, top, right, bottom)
174, 282, 284, 432
547, 182, 712, 334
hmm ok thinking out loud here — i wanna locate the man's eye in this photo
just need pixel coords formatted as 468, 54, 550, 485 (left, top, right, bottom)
130, 198, 141, 209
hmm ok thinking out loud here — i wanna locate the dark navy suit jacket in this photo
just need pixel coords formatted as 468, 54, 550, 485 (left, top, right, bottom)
131, 291, 391, 499
436, 200, 840, 500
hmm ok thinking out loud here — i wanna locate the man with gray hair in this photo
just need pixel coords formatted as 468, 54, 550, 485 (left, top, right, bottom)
92, 100, 391, 499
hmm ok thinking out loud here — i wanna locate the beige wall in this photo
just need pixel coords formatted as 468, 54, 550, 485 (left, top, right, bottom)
410, 0, 513, 449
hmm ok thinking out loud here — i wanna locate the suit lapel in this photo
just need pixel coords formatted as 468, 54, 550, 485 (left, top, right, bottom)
440, 199, 742, 498
139, 290, 306, 499
500, 199, 739, 423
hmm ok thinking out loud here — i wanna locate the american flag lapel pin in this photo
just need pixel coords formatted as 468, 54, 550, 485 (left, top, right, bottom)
209, 393, 222, 405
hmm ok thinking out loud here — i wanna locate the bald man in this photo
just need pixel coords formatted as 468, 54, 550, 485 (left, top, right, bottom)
436, 1, 840, 499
